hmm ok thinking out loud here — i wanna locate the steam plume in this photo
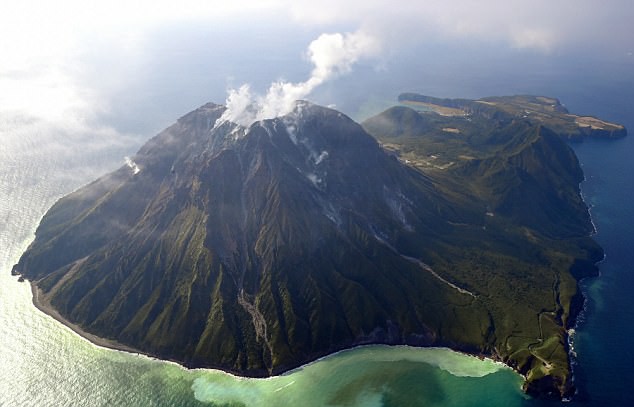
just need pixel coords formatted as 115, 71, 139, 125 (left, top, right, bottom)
217, 30, 379, 127
124, 156, 140, 174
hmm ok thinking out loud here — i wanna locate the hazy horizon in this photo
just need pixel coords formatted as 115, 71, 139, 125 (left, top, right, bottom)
2, 1, 633, 142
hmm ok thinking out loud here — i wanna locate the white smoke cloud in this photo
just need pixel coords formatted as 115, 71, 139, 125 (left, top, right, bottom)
124, 156, 140, 174
217, 30, 380, 127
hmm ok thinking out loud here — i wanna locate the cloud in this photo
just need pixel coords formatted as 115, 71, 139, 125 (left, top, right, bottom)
283, 0, 634, 53
2, 1, 631, 74
510, 29, 556, 52
1, 0, 631, 143
218, 30, 380, 126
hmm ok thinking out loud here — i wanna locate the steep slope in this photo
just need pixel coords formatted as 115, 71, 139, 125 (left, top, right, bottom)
14, 100, 602, 399
364, 105, 595, 237
14, 102, 490, 372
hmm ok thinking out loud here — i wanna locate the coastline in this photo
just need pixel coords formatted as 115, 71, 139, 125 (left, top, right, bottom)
30, 281, 142, 355
560, 166, 608, 400
28, 278, 514, 383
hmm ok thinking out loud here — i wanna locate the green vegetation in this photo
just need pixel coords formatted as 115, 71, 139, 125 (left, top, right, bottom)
362, 97, 611, 397
12, 97, 613, 399
398, 93, 627, 140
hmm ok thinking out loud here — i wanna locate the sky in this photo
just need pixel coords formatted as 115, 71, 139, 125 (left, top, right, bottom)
1, 0, 633, 147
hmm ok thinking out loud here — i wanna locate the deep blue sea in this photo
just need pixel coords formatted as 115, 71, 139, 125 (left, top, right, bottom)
0, 54, 632, 405
566, 133, 634, 406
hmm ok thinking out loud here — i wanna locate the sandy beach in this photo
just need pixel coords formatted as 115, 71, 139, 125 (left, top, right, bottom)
30, 281, 141, 355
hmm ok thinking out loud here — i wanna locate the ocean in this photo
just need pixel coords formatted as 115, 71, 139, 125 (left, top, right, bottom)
1, 70, 632, 405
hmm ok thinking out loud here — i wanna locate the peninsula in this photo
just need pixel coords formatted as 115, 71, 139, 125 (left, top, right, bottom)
398, 93, 626, 140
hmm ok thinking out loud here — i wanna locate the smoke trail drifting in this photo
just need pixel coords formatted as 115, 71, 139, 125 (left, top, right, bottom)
217, 30, 380, 127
